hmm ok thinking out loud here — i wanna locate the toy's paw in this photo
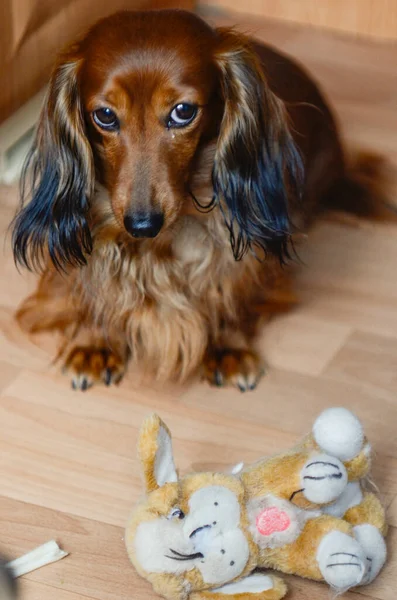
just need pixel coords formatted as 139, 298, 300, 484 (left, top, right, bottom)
353, 524, 387, 585
202, 348, 264, 392
313, 408, 364, 461
63, 346, 125, 390
317, 530, 366, 590
300, 454, 348, 504
210, 573, 287, 599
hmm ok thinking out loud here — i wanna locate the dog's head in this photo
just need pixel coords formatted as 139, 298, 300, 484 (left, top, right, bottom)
126, 414, 256, 591
13, 10, 303, 271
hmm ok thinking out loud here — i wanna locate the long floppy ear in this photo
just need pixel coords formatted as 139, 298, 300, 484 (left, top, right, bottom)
12, 49, 94, 271
212, 29, 303, 262
138, 414, 178, 494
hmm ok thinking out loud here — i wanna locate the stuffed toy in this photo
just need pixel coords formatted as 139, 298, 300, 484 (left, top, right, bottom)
125, 408, 387, 600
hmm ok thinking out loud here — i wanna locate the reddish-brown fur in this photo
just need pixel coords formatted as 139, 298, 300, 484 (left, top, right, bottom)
12, 10, 389, 391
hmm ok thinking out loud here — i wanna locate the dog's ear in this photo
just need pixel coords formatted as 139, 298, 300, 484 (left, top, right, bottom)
138, 414, 178, 494
212, 29, 303, 262
12, 50, 94, 271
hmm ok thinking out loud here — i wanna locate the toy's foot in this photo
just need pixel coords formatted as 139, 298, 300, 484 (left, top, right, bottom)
300, 454, 348, 504
312, 408, 364, 461
209, 573, 287, 600
63, 346, 125, 390
317, 530, 366, 590
202, 348, 264, 392
353, 524, 387, 585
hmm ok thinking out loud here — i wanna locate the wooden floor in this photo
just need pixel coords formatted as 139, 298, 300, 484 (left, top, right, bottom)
1, 12, 397, 600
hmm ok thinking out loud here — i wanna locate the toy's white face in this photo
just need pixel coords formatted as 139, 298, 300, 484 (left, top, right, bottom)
134, 485, 249, 585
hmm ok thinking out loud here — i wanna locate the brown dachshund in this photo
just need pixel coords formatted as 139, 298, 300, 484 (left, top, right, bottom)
11, 10, 388, 391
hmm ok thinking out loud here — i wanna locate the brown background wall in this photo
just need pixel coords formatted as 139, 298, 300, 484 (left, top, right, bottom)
198, 0, 397, 41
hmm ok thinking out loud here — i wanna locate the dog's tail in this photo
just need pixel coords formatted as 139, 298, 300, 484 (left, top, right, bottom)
322, 150, 397, 223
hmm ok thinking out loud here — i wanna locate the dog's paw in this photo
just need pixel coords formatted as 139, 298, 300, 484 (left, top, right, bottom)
63, 346, 125, 390
202, 348, 264, 392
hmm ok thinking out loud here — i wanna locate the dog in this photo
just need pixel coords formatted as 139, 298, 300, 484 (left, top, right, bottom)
11, 9, 389, 391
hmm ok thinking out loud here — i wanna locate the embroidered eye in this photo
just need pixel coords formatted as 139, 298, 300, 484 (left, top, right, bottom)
168, 508, 185, 520
167, 103, 197, 128
92, 107, 119, 131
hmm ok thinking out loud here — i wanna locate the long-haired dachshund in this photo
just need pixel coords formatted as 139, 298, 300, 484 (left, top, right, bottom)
11, 9, 389, 391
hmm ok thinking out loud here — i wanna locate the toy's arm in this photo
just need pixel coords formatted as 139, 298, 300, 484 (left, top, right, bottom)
242, 449, 350, 509
149, 573, 192, 600
190, 574, 287, 600
242, 408, 371, 510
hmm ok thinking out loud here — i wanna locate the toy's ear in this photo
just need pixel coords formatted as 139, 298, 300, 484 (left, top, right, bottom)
138, 414, 178, 493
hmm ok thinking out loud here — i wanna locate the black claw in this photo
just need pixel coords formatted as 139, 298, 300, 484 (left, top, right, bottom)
214, 370, 223, 387
249, 383, 257, 391
81, 378, 88, 391
71, 379, 77, 390
105, 368, 112, 386
238, 383, 247, 393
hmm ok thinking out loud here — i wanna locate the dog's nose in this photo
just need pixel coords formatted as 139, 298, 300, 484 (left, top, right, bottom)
123, 212, 164, 238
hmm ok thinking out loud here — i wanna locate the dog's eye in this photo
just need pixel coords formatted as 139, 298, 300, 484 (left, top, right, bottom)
168, 508, 185, 520
92, 108, 119, 131
168, 103, 197, 128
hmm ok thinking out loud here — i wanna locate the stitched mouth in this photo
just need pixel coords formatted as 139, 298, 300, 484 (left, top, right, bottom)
189, 524, 212, 539
165, 548, 204, 561
289, 488, 305, 502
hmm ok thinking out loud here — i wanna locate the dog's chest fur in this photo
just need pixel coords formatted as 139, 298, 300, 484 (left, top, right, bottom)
79, 214, 260, 322
76, 213, 261, 379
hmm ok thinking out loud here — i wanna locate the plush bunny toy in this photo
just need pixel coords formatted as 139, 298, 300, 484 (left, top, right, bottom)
125, 408, 387, 600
